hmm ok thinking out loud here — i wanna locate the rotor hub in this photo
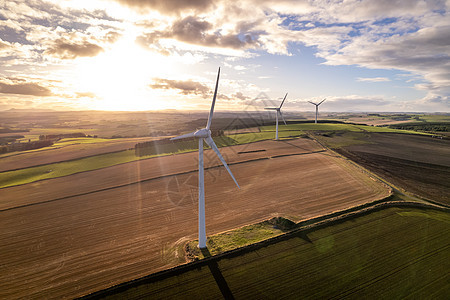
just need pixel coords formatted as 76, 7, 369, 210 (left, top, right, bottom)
194, 128, 210, 138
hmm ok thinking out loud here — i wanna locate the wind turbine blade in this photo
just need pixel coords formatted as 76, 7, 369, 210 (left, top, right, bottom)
206, 67, 220, 130
308, 101, 317, 106
318, 98, 326, 105
279, 93, 288, 108
279, 111, 287, 125
170, 131, 196, 141
205, 136, 240, 189
264, 107, 278, 110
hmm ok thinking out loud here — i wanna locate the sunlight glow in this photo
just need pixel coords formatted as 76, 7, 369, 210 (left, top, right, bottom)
73, 32, 179, 111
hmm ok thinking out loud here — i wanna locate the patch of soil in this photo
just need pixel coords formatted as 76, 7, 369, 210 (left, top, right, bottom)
0, 139, 389, 299
337, 148, 450, 205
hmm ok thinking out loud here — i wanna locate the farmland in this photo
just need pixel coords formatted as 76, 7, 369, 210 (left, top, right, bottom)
83, 206, 450, 299
0, 137, 162, 172
0, 137, 390, 299
324, 132, 450, 205
1, 110, 449, 299
327, 113, 450, 126
0, 121, 420, 189
0, 130, 306, 189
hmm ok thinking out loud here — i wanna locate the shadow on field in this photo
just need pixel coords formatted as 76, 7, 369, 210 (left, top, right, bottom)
279, 139, 334, 158
280, 139, 312, 152
200, 248, 235, 300
296, 231, 313, 243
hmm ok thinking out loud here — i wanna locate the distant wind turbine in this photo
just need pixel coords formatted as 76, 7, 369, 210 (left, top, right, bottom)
264, 93, 288, 140
170, 68, 240, 249
308, 98, 326, 124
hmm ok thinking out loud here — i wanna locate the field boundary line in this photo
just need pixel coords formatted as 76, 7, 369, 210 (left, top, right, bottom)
0, 148, 132, 173
1, 148, 325, 211
306, 132, 450, 207
0, 156, 270, 211
0, 137, 272, 188
78, 201, 449, 299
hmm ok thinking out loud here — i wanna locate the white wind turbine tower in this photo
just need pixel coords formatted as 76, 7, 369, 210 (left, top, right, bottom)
308, 98, 326, 124
170, 68, 240, 249
264, 93, 288, 140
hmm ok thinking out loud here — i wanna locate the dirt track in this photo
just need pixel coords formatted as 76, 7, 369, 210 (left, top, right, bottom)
0, 138, 390, 299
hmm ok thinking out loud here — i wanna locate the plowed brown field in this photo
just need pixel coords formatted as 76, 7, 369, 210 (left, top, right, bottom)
0, 138, 390, 299
336, 133, 450, 205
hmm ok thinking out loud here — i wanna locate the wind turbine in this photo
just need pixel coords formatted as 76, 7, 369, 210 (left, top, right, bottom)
264, 93, 288, 140
308, 98, 326, 124
170, 68, 240, 249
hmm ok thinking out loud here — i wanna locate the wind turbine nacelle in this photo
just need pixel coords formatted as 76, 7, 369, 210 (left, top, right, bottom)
194, 128, 211, 138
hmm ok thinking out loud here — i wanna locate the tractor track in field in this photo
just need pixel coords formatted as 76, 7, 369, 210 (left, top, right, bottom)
0, 138, 324, 211
0, 149, 329, 213
307, 132, 449, 207
1, 137, 391, 299
80, 200, 449, 299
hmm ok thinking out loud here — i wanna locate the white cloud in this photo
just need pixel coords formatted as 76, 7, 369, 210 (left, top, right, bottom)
1, 0, 450, 111
357, 77, 390, 82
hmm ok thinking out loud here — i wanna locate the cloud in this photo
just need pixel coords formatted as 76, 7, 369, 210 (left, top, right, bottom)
0, 78, 53, 96
104, 31, 121, 43
150, 78, 210, 96
322, 24, 450, 103
277, 95, 393, 111
173, 16, 263, 49
137, 15, 264, 54
2, 0, 450, 111
232, 91, 250, 100
1, 0, 120, 63
45, 38, 104, 59
357, 77, 390, 82
324, 96, 391, 109
75, 92, 97, 98
113, 0, 214, 14
0, 40, 10, 50
218, 93, 231, 101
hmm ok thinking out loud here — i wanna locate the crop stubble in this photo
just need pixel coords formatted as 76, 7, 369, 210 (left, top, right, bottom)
0, 138, 390, 299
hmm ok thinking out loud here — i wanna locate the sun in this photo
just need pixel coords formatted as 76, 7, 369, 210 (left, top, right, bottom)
73, 32, 178, 111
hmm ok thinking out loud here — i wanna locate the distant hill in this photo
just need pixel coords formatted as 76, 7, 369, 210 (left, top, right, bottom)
5, 108, 56, 112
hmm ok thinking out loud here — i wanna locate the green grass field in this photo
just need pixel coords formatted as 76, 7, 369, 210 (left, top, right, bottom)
226, 129, 304, 144
99, 207, 450, 299
29, 128, 97, 135
416, 114, 450, 123
52, 137, 112, 146
186, 217, 297, 259
0, 150, 138, 188
260, 123, 423, 134
0, 137, 112, 159
260, 123, 362, 132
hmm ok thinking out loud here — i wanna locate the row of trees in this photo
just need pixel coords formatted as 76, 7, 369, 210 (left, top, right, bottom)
134, 130, 226, 157
388, 122, 450, 132
0, 132, 89, 154
0, 140, 53, 154
39, 132, 87, 140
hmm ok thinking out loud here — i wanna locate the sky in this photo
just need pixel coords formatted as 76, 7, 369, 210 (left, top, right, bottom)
0, 0, 449, 112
